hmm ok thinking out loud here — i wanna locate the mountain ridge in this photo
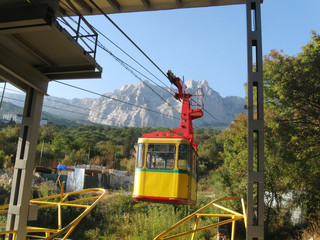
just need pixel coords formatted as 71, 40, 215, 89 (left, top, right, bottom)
1, 79, 245, 128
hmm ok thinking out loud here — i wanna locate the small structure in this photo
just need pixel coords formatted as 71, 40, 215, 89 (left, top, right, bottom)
2, 113, 47, 125
35, 165, 132, 191
1, 113, 22, 123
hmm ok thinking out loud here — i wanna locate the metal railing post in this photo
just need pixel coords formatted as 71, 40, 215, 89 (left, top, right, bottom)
246, 1, 264, 239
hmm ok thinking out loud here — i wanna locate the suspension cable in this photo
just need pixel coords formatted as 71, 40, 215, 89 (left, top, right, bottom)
89, 0, 169, 82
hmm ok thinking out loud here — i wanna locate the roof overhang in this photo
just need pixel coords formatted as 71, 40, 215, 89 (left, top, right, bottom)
0, 0, 102, 94
58, 0, 262, 16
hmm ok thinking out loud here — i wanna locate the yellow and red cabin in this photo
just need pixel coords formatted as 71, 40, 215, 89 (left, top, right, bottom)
133, 138, 197, 205
133, 71, 204, 205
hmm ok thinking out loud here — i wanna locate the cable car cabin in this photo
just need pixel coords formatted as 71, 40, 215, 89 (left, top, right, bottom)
133, 71, 204, 206
133, 137, 197, 205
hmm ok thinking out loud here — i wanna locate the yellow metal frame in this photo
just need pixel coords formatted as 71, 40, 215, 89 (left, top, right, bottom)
154, 197, 247, 240
0, 183, 107, 240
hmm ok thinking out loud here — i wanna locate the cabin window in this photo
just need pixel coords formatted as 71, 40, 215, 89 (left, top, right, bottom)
136, 143, 145, 168
193, 154, 197, 179
178, 144, 190, 170
146, 144, 175, 169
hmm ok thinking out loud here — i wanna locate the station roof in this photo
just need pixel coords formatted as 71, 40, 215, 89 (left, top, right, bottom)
0, 0, 102, 94
58, 0, 258, 16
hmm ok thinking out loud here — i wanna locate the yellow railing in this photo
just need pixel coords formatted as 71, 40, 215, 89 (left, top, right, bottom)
0, 182, 107, 240
154, 197, 247, 240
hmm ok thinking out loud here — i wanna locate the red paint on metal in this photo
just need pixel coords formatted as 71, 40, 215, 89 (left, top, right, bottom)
142, 71, 204, 151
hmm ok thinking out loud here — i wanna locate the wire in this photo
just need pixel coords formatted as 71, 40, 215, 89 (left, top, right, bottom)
203, 108, 225, 126
57, 4, 224, 128
3, 96, 89, 117
53, 80, 180, 120
2, 87, 90, 113
189, 97, 225, 127
0, 82, 7, 111
0, 87, 24, 95
93, 39, 181, 114
91, 24, 176, 95
44, 98, 92, 112
1, 86, 181, 127
58, 2, 175, 95
78, 5, 223, 127
2, 95, 161, 127
56, 16, 179, 113
2, 88, 205, 129
89, 0, 169, 82
0, 85, 222, 129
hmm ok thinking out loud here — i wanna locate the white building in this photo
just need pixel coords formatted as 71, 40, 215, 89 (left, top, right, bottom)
2, 114, 47, 125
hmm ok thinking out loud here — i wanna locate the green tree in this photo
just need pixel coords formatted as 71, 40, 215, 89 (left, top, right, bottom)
51, 136, 69, 160
97, 141, 121, 168
263, 31, 320, 220
195, 129, 223, 174
0, 150, 5, 168
208, 31, 320, 234
210, 113, 248, 200
0, 126, 19, 157
211, 109, 298, 238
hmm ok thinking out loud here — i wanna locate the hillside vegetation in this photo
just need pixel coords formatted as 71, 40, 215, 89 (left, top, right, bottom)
0, 32, 319, 239
0, 123, 221, 175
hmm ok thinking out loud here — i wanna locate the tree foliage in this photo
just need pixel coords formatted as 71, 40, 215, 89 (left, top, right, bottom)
264, 31, 320, 220
208, 31, 320, 239
0, 123, 220, 175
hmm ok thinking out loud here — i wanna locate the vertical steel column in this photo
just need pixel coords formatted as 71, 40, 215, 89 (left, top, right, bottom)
246, 0, 264, 239
6, 87, 44, 240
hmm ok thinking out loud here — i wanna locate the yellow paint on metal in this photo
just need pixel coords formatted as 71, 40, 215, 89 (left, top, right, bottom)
0, 184, 107, 239
134, 169, 198, 202
190, 177, 197, 200
153, 197, 246, 240
134, 137, 197, 203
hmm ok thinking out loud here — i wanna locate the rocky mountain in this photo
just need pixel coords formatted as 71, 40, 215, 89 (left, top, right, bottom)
88, 79, 244, 128
2, 80, 245, 128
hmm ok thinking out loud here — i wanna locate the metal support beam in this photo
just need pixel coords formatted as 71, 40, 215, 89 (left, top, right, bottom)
10, 34, 55, 67
141, 0, 151, 9
0, 0, 58, 34
0, 46, 49, 95
107, 0, 121, 12
6, 87, 46, 240
75, 0, 93, 14
246, 0, 264, 239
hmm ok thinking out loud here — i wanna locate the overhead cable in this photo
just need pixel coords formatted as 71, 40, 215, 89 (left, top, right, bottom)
91, 25, 176, 95
57, 4, 221, 128
89, 0, 169, 82
93, 39, 180, 113
83, 3, 221, 127
2, 88, 199, 128
2, 95, 161, 127
3, 96, 89, 118
53, 80, 180, 120
56, 16, 179, 113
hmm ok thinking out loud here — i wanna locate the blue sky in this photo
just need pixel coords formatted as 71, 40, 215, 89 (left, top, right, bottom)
5, 0, 320, 99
